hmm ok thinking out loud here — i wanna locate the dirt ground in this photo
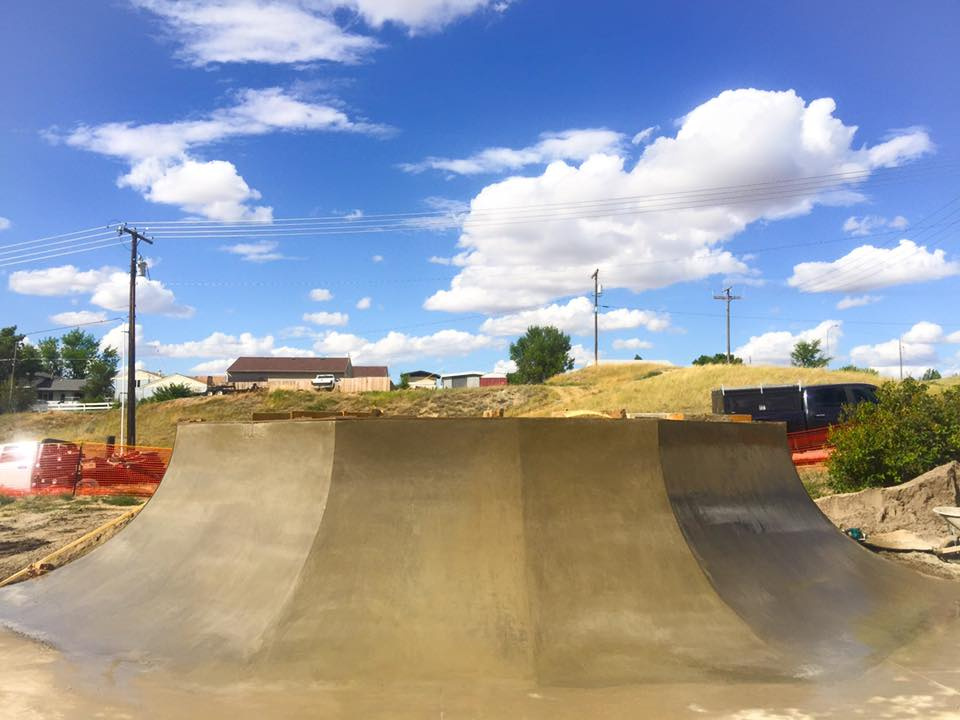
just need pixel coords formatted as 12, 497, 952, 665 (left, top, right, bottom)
0, 496, 140, 580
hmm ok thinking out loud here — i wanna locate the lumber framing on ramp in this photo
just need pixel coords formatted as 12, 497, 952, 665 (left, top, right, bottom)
0, 417, 958, 712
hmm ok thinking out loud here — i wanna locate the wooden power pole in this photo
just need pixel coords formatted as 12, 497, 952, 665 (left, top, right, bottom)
591, 269, 600, 366
118, 224, 153, 447
713, 287, 741, 364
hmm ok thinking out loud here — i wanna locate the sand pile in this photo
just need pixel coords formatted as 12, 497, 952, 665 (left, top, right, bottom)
815, 461, 960, 547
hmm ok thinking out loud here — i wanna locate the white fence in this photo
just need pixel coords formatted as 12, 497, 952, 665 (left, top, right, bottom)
33, 401, 113, 413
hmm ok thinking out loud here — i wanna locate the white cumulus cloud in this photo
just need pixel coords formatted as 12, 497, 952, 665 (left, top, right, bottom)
132, 0, 376, 65
221, 240, 288, 262
59, 87, 384, 220
836, 294, 881, 310
0, 216, 10, 231
842, 214, 909, 236
631, 126, 658, 145
303, 311, 350, 326
49, 310, 109, 326
313, 328, 499, 363
147, 331, 304, 359
612, 338, 653, 350
356, 296, 372, 309
132, 0, 506, 66
735, 320, 842, 366
309, 288, 333, 301
99, 322, 143, 354
849, 321, 960, 376
401, 128, 625, 175
789, 239, 959, 293
425, 89, 932, 313
9, 264, 193, 318
478, 296, 670, 336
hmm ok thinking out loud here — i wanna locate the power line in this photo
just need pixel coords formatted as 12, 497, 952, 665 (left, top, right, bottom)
791, 193, 960, 293
0, 240, 128, 268
17, 317, 126, 337
0, 229, 118, 258
1, 162, 956, 270
0, 225, 119, 252
133, 160, 960, 228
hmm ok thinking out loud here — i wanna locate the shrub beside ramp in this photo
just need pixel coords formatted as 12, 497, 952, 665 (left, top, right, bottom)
0, 417, 958, 717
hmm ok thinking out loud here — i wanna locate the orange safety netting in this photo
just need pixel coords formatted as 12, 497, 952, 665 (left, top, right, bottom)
28, 442, 172, 497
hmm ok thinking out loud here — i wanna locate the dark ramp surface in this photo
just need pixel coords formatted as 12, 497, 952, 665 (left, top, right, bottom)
0, 417, 956, 698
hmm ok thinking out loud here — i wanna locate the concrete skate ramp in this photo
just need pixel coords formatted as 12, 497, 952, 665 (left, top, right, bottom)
0, 417, 956, 688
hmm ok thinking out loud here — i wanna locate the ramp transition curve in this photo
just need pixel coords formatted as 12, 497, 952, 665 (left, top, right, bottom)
0, 417, 956, 688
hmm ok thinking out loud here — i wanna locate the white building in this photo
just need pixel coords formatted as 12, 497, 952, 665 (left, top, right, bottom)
440, 371, 484, 389
140, 374, 208, 400
114, 369, 164, 402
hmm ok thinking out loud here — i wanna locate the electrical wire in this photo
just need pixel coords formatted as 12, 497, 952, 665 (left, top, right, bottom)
134, 161, 960, 228
0, 241, 128, 268
790, 193, 960, 293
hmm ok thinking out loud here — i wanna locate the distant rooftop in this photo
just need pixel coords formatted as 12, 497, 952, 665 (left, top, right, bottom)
227, 357, 351, 374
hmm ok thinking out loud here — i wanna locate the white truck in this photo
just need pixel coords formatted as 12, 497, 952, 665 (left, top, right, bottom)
0, 440, 81, 495
310, 374, 337, 391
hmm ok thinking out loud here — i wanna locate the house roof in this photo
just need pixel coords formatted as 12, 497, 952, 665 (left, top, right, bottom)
47, 379, 87, 392
352, 365, 389, 378
440, 371, 485, 379
227, 357, 351, 375
404, 370, 438, 379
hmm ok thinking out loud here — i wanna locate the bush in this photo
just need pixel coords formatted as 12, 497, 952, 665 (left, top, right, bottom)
826, 379, 960, 492
142, 383, 199, 403
837, 364, 879, 375
0, 494, 14, 506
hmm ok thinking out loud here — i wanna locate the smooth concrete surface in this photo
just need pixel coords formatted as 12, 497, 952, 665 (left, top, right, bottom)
0, 417, 959, 719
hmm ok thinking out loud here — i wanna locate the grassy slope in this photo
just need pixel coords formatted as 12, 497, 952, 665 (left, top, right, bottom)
0, 363, 884, 448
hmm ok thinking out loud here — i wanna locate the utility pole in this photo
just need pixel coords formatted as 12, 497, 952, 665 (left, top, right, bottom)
6, 340, 17, 410
899, 337, 904, 381
118, 224, 153, 447
713, 287, 742, 364
591, 269, 600, 366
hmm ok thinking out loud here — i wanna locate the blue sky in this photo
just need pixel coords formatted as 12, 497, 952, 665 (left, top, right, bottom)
2, 1, 960, 378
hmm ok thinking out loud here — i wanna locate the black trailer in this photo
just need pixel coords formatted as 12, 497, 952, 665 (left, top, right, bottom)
711, 383, 878, 433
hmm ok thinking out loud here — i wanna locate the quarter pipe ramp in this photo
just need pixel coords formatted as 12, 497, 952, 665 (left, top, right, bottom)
0, 417, 958, 715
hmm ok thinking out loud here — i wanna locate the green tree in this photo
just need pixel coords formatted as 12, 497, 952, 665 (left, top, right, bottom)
633, 354, 643, 361
0, 326, 41, 413
921, 368, 942, 381
37, 336, 63, 377
790, 339, 830, 368
692, 353, 743, 365
508, 326, 574, 384
60, 329, 99, 378
828, 379, 960, 491
81, 347, 119, 402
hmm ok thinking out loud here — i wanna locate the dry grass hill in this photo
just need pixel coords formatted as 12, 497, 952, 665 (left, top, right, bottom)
0, 363, 885, 449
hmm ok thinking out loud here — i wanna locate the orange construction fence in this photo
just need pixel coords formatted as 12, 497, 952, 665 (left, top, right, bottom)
28, 441, 172, 497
